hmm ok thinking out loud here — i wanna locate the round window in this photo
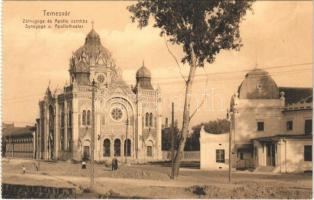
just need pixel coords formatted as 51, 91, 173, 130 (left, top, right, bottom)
111, 107, 123, 121
97, 74, 105, 83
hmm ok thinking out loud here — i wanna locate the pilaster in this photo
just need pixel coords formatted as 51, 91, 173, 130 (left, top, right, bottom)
72, 96, 80, 161
136, 96, 143, 159
54, 102, 60, 159
64, 101, 68, 151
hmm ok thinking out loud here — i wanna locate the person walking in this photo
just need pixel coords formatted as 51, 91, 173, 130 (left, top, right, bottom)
111, 157, 116, 171
114, 158, 118, 170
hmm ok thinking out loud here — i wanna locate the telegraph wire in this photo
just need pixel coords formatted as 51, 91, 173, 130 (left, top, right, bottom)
3, 62, 312, 103
151, 62, 313, 80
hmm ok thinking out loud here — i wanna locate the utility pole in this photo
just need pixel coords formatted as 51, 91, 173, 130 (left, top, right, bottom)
170, 102, 175, 179
227, 109, 232, 183
90, 80, 96, 189
11, 134, 13, 158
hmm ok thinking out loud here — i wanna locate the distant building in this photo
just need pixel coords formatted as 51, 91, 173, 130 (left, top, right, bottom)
35, 28, 162, 162
2, 123, 36, 159
200, 68, 312, 173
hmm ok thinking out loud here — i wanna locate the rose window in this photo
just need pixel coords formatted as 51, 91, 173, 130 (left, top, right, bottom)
97, 74, 105, 83
111, 107, 123, 121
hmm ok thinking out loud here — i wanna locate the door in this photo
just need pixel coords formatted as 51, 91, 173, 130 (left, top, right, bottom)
266, 143, 276, 166
83, 146, 90, 160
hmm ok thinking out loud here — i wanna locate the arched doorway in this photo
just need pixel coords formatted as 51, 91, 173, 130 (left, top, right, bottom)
124, 139, 131, 157
146, 140, 153, 157
114, 139, 121, 157
82, 139, 90, 161
103, 139, 111, 157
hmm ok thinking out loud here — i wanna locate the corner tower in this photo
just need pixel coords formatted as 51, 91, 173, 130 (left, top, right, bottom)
134, 62, 162, 160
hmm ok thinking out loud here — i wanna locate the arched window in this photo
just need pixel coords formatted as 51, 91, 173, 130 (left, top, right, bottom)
87, 110, 91, 125
124, 139, 131, 157
149, 113, 153, 127
114, 139, 121, 157
147, 146, 153, 157
103, 139, 111, 157
82, 110, 86, 126
145, 113, 149, 127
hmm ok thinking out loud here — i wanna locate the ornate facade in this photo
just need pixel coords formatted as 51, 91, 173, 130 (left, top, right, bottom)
36, 28, 162, 162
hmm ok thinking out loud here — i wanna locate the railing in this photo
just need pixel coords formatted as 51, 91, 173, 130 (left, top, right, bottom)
236, 159, 254, 170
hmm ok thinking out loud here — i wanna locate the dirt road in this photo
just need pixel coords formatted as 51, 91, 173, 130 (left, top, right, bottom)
2, 159, 312, 198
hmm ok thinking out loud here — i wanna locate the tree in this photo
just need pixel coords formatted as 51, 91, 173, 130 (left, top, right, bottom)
128, 0, 254, 177
162, 125, 179, 151
185, 119, 230, 151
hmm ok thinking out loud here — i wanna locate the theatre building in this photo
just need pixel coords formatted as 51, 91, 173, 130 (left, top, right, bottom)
36, 28, 162, 162
201, 68, 312, 173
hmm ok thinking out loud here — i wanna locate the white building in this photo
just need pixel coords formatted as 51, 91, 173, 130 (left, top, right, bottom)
200, 68, 312, 173
200, 129, 229, 170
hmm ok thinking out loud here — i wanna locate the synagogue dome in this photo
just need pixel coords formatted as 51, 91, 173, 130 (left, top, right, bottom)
75, 61, 89, 73
72, 28, 115, 68
134, 62, 153, 91
238, 68, 279, 99
136, 65, 151, 79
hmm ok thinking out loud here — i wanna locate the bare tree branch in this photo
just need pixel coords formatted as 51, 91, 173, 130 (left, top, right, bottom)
164, 37, 187, 83
189, 68, 209, 121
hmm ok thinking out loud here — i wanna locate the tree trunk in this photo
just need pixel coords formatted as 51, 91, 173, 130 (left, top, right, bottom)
173, 45, 197, 177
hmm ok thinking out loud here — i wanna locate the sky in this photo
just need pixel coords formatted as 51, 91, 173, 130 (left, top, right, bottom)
3, 1, 313, 128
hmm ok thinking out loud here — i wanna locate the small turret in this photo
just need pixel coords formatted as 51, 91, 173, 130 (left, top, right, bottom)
134, 61, 153, 92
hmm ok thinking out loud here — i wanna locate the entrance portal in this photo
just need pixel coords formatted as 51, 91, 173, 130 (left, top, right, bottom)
83, 146, 90, 160
266, 143, 276, 166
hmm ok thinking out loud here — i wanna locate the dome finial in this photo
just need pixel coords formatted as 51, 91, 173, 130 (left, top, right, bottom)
142, 59, 145, 67
91, 20, 94, 29
254, 54, 258, 69
254, 62, 258, 69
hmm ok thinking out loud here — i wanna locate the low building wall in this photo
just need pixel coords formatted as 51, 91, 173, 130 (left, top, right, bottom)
2, 183, 76, 198
162, 151, 200, 161
200, 133, 229, 170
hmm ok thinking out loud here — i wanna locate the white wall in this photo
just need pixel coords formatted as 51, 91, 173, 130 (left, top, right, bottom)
254, 139, 312, 173
200, 127, 229, 170
233, 99, 284, 144
281, 139, 312, 173
283, 110, 312, 135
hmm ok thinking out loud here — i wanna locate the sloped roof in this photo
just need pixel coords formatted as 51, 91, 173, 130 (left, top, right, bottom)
2, 126, 35, 137
279, 87, 313, 105
252, 134, 312, 142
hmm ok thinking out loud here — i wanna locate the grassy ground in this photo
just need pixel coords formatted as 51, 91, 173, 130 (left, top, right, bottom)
2, 158, 312, 199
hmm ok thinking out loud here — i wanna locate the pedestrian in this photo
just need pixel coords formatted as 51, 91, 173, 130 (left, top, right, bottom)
33, 162, 39, 171
22, 165, 26, 174
112, 157, 116, 171
82, 160, 86, 169
114, 158, 118, 170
